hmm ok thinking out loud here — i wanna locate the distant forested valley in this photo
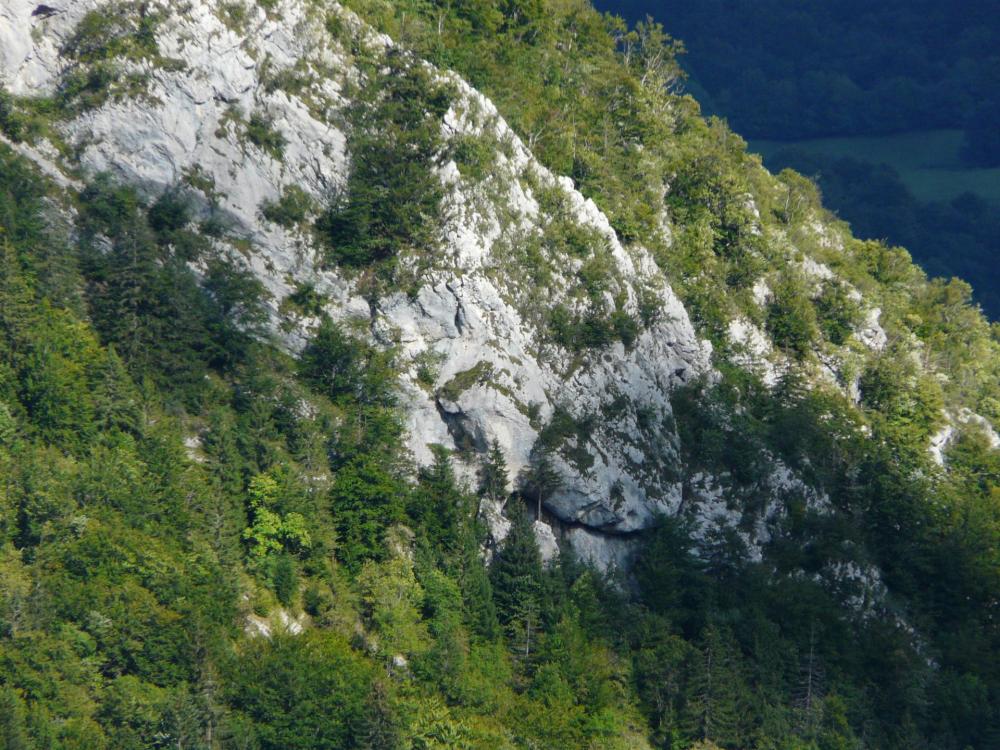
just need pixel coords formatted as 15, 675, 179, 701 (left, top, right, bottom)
598, 0, 1000, 316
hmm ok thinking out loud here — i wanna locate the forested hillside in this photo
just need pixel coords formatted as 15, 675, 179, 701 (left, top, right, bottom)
599, 0, 1000, 163
595, 0, 1000, 318
0, 1, 998, 749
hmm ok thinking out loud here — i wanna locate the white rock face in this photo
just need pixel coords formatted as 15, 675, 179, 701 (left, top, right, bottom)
1, 0, 712, 564
532, 520, 560, 564
727, 317, 780, 386
929, 408, 1000, 466
857, 307, 887, 352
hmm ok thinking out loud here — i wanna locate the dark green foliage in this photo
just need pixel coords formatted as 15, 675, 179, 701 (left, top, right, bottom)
228, 633, 373, 749
317, 50, 451, 270
246, 112, 286, 159
0, 90, 32, 142
634, 516, 708, 633
0, 687, 31, 750
766, 274, 820, 357
409, 445, 466, 555
147, 188, 192, 236
2, 0, 1000, 745
815, 280, 861, 345
261, 185, 313, 227
271, 554, 298, 606
549, 302, 638, 351
478, 439, 509, 511
682, 624, 746, 747
490, 508, 543, 629
449, 133, 497, 180
284, 282, 326, 317
78, 177, 266, 402
299, 319, 396, 408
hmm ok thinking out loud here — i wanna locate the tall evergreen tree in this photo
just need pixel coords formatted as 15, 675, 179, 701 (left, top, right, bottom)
523, 449, 563, 520
491, 507, 544, 656
91, 344, 142, 435
683, 624, 745, 747
477, 439, 509, 516
0, 687, 31, 750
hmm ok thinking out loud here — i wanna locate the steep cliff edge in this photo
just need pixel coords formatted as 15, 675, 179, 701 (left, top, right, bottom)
2, 0, 716, 567
3, 1, 1000, 746
1, 0, 997, 578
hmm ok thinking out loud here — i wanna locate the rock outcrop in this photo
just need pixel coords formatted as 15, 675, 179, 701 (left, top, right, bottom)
1, 0, 714, 568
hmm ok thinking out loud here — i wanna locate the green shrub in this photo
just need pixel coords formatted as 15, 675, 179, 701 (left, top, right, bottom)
450, 133, 496, 180
261, 185, 313, 227
62, 4, 161, 63
148, 190, 192, 236
283, 282, 326, 317
766, 274, 819, 357
549, 301, 638, 351
815, 280, 861, 345
246, 113, 286, 159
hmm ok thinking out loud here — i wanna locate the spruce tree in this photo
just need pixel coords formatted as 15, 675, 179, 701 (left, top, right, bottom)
683, 623, 744, 747
0, 687, 31, 750
91, 344, 142, 435
477, 439, 509, 516
411, 444, 465, 553
523, 449, 562, 520
491, 507, 544, 656
457, 531, 499, 639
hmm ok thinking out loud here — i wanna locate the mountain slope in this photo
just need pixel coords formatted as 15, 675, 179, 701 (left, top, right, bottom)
1, 0, 999, 748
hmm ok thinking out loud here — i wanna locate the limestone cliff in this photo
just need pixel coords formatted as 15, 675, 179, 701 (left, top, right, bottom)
1, 0, 990, 587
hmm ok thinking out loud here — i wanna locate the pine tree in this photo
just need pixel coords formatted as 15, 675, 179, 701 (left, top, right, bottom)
477, 438, 509, 516
523, 449, 563, 520
683, 624, 744, 747
91, 344, 142, 434
491, 507, 544, 656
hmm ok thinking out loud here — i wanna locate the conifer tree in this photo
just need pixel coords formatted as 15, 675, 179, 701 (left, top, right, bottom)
523, 448, 563, 520
457, 531, 499, 640
683, 623, 744, 747
91, 344, 142, 435
0, 686, 31, 750
477, 439, 509, 516
411, 444, 465, 553
491, 506, 544, 656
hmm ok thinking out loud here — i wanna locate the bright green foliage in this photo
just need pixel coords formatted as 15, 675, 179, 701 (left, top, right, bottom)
766, 273, 820, 357
358, 531, 432, 660
243, 473, 312, 559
